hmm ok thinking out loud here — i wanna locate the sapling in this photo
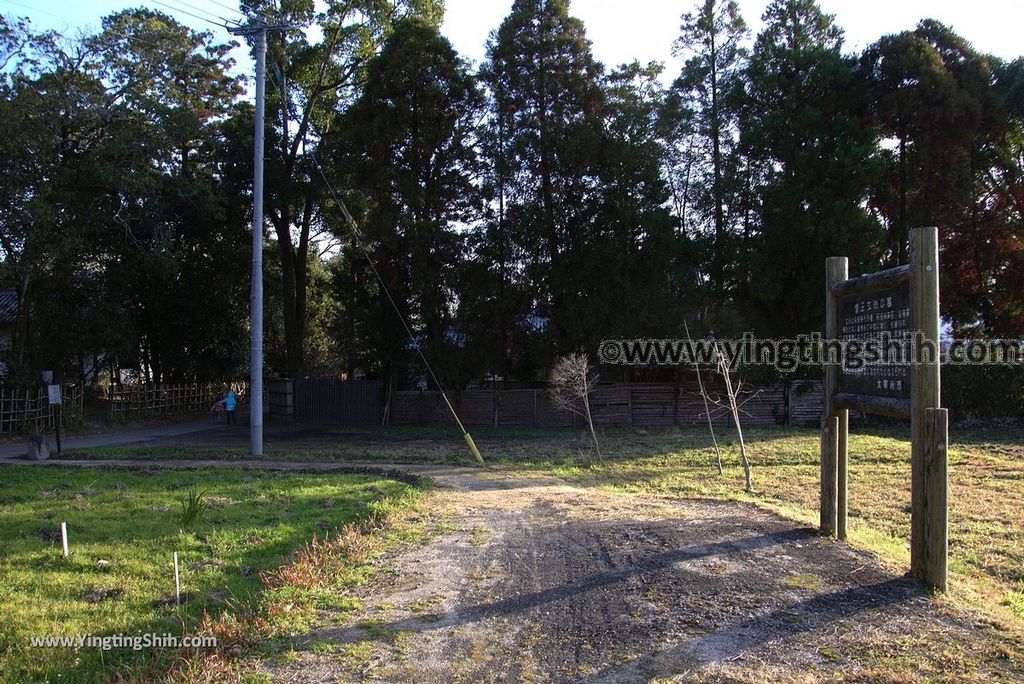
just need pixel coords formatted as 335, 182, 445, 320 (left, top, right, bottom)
550, 353, 603, 462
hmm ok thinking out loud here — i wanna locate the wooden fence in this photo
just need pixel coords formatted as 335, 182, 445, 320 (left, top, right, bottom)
294, 378, 382, 426
0, 385, 84, 434
387, 381, 824, 429
107, 382, 247, 421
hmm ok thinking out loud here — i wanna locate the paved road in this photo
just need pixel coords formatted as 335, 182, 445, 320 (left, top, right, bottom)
0, 417, 228, 460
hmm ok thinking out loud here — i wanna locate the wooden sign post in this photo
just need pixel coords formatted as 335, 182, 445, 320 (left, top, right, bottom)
47, 384, 62, 454
822, 226, 947, 591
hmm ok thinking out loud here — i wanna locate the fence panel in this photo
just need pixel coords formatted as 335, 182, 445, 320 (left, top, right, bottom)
0, 384, 83, 434
294, 378, 382, 426
107, 381, 246, 421
386, 382, 825, 429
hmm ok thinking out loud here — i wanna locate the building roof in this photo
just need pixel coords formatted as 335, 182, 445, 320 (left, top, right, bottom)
0, 290, 18, 325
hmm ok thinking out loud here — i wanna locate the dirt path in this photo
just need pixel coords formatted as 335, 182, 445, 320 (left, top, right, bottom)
262, 468, 1017, 683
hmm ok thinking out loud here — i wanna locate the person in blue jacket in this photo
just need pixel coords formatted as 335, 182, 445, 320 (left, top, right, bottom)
217, 387, 238, 425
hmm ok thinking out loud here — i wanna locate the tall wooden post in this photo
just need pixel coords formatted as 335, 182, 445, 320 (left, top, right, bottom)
821, 257, 848, 537
910, 226, 942, 585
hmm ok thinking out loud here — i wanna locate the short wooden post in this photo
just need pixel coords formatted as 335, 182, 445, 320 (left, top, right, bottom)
822, 256, 848, 537
923, 407, 948, 591
820, 416, 838, 536
910, 227, 941, 580
60, 522, 69, 557
837, 407, 849, 540
492, 388, 499, 429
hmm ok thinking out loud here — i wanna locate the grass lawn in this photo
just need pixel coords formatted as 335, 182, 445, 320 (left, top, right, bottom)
0, 465, 421, 682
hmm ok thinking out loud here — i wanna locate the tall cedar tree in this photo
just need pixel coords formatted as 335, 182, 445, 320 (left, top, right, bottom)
668, 0, 748, 299
247, 0, 442, 377
585, 61, 680, 366
861, 22, 1017, 336
483, 0, 604, 360
332, 18, 482, 388
741, 0, 881, 338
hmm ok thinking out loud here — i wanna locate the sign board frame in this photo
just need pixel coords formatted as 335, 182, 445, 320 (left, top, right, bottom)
821, 227, 947, 591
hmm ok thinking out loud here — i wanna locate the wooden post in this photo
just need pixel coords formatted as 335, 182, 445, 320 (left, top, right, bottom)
820, 416, 838, 535
837, 405, 849, 540
822, 256, 848, 537
910, 226, 942, 582
60, 522, 69, 557
923, 407, 948, 591
493, 387, 499, 429
627, 385, 634, 428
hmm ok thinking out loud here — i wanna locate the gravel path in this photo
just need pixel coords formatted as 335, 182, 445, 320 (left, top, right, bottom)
258, 468, 1018, 683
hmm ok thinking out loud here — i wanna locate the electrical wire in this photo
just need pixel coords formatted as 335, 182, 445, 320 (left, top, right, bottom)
0, 0, 249, 79
146, 0, 230, 29
205, 0, 245, 12
166, 0, 244, 26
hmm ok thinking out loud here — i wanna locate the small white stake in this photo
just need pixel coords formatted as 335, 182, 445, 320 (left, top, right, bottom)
60, 522, 68, 557
173, 552, 181, 605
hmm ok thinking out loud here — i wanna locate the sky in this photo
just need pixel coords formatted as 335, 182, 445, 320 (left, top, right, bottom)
2, 0, 1023, 85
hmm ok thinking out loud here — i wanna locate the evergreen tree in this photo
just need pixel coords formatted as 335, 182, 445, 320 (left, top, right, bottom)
740, 0, 881, 338
482, 0, 604, 359
668, 0, 748, 299
331, 17, 482, 386
862, 22, 1017, 335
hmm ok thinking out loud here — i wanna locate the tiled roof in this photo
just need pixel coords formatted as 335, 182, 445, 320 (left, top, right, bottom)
0, 290, 18, 325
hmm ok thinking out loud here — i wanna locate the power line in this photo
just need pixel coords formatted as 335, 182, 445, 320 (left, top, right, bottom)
0, 0, 248, 79
146, 0, 228, 29
0, 0, 67, 22
206, 0, 244, 13
308, 151, 486, 465
167, 0, 244, 26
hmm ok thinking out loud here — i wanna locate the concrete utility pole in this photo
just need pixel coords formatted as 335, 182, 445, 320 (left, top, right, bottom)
229, 18, 296, 456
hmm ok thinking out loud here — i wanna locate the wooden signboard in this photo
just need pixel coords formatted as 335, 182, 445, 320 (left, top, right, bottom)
837, 282, 911, 400
821, 227, 947, 591
831, 265, 914, 418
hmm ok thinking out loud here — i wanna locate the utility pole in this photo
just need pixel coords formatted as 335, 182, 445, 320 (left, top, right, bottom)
229, 18, 296, 456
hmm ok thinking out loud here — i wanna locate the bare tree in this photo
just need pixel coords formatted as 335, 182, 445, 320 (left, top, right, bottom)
550, 353, 602, 462
714, 340, 753, 492
684, 322, 723, 474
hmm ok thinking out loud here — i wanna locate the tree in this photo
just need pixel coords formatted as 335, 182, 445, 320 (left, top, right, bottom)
549, 352, 601, 460
862, 22, 1018, 336
579, 61, 680, 361
668, 0, 748, 298
482, 0, 604, 359
0, 11, 248, 384
247, 0, 442, 376
739, 0, 881, 338
330, 17, 482, 387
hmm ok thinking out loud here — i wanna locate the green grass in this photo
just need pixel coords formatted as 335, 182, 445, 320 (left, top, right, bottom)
57, 425, 580, 465
0, 465, 420, 682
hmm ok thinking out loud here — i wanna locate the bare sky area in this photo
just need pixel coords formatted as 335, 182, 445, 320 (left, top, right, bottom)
3, 0, 1021, 85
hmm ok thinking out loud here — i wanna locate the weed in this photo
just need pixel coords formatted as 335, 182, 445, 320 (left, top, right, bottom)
179, 488, 208, 526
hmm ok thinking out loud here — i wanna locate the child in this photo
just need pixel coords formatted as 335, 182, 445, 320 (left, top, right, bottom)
217, 387, 238, 425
